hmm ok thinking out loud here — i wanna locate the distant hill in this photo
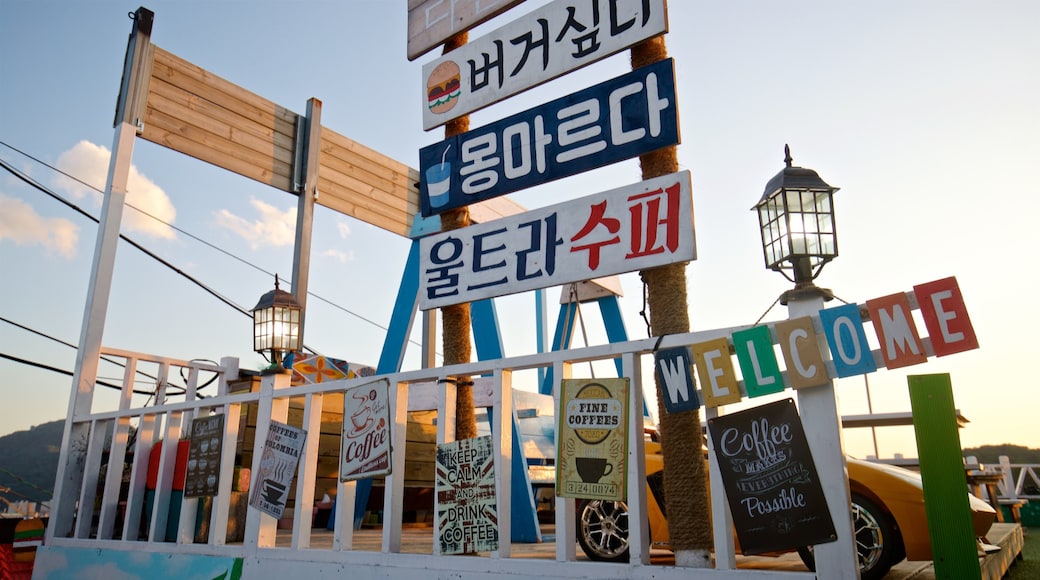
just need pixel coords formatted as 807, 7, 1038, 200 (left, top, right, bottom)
0, 420, 63, 503
962, 444, 1040, 466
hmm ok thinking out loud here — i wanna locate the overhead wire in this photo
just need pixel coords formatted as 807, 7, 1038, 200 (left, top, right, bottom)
0, 141, 430, 358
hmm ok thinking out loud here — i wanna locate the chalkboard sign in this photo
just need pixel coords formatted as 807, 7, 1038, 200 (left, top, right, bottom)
184, 414, 224, 498
707, 398, 836, 555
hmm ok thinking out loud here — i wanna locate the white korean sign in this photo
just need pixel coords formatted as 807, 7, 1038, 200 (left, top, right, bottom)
422, 0, 667, 130
418, 170, 694, 310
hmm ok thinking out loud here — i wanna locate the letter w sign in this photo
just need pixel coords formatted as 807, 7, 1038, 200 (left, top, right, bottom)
655, 347, 700, 414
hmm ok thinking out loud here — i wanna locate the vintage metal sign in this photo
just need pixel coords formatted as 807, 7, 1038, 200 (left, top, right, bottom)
707, 398, 836, 555
436, 435, 499, 554
418, 170, 694, 310
407, 0, 526, 60
421, 0, 668, 130
557, 378, 628, 501
419, 58, 678, 216
184, 414, 224, 498
340, 379, 392, 481
249, 421, 307, 520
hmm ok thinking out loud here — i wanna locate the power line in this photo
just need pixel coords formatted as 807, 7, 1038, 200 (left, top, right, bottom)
0, 141, 425, 353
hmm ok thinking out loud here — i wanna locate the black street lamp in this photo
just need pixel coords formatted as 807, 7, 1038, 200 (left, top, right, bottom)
753, 145, 839, 304
251, 274, 302, 370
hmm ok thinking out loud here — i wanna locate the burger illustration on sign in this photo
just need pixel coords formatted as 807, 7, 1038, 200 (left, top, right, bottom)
427, 60, 461, 114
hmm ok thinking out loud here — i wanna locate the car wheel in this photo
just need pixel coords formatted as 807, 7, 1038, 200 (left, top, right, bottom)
576, 499, 631, 562
797, 493, 901, 580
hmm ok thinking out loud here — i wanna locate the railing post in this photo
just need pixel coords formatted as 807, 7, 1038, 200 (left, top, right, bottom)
999, 456, 1016, 501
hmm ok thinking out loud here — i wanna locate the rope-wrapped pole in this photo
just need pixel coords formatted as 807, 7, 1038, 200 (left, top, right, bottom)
633, 36, 713, 567
439, 32, 477, 441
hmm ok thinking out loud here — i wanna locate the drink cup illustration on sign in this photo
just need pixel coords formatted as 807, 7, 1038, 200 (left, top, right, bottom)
426, 144, 452, 209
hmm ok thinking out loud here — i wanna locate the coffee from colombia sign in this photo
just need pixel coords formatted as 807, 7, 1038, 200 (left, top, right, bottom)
420, 58, 678, 217
418, 170, 694, 310
422, 0, 667, 130
654, 276, 979, 412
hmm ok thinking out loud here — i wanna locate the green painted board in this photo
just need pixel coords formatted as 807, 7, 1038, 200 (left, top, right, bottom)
908, 374, 981, 579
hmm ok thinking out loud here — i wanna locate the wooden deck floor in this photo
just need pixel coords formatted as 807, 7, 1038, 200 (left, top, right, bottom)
277, 522, 1023, 577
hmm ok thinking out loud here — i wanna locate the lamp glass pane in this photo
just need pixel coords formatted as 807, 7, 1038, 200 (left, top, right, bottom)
819, 213, 834, 235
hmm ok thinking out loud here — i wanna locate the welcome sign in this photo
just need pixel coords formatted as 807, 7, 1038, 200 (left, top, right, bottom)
656, 277, 978, 411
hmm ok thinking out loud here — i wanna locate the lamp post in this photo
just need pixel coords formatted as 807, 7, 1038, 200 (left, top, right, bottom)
753, 146, 858, 578
753, 144, 839, 305
251, 274, 302, 372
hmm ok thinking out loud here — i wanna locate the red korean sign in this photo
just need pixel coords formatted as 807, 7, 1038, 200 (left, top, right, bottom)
417, 170, 695, 310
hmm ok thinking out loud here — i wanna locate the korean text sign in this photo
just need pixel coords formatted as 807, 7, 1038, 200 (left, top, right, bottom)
420, 58, 678, 216
557, 378, 629, 501
418, 170, 695, 310
422, 0, 667, 130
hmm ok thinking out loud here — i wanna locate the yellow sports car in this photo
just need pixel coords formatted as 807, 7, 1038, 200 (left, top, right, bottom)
576, 442, 996, 579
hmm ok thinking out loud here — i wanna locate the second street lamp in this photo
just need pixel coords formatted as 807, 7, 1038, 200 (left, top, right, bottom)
251, 274, 302, 371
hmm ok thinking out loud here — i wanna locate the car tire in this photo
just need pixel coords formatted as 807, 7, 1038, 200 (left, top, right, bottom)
576, 499, 631, 562
797, 493, 901, 580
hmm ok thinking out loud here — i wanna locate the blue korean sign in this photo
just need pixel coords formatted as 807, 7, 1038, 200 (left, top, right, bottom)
419, 58, 679, 217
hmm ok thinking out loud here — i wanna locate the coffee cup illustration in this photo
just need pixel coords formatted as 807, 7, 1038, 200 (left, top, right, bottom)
575, 457, 613, 483
262, 478, 286, 504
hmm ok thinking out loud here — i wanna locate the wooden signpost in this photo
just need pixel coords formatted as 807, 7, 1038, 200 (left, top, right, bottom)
418, 170, 694, 309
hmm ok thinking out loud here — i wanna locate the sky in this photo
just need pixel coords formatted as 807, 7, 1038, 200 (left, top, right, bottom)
1, 0, 1038, 464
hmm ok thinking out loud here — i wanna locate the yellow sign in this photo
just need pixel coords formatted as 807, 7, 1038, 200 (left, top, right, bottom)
557, 378, 628, 501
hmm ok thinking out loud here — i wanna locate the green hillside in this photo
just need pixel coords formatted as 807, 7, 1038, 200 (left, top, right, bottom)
0, 420, 63, 504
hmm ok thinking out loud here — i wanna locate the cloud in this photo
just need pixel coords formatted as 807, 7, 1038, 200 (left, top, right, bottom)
215, 198, 297, 249
0, 193, 79, 258
54, 140, 177, 240
336, 221, 351, 238
320, 248, 354, 263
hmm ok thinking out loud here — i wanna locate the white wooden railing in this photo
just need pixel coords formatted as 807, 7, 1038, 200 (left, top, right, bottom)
997, 457, 1040, 502
42, 330, 825, 579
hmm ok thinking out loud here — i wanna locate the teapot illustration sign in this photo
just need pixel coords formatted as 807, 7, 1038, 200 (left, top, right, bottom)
557, 378, 629, 501
340, 379, 392, 481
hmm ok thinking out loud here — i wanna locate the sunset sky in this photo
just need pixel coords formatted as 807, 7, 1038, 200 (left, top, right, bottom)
2, 0, 1038, 461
